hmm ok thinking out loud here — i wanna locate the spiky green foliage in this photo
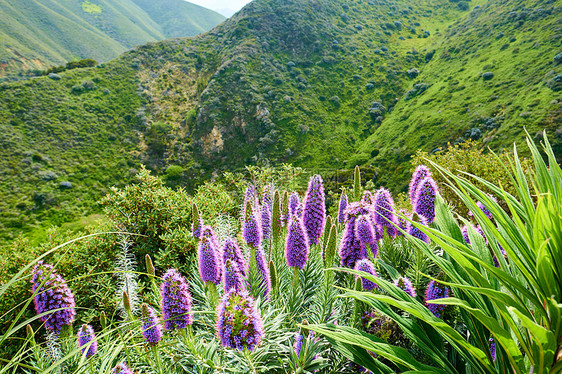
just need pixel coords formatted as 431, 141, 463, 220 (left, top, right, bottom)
309, 132, 562, 373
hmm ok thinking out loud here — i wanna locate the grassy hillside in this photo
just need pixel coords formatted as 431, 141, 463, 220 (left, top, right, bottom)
357, 0, 562, 190
0, 0, 559, 241
0, 0, 225, 80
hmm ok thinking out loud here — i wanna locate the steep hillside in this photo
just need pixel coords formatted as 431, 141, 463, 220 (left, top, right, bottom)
356, 0, 562, 189
0, 0, 224, 80
0, 0, 560, 241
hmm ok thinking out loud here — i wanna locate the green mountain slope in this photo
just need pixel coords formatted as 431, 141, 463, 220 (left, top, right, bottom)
0, 0, 225, 80
0, 0, 560, 241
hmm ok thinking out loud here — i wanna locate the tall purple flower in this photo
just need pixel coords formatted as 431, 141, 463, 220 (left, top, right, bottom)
285, 215, 310, 269
192, 218, 203, 239
160, 269, 193, 330
394, 277, 416, 297
77, 324, 97, 357
361, 190, 375, 205
198, 236, 221, 284
243, 212, 262, 248
202, 226, 223, 279
468, 196, 496, 220
303, 175, 326, 245
396, 209, 411, 237
112, 363, 133, 374
141, 304, 162, 345
413, 177, 438, 224
255, 246, 271, 298
374, 188, 398, 238
338, 190, 348, 224
30, 261, 76, 334
294, 333, 303, 356
224, 259, 245, 292
223, 238, 247, 277
424, 280, 450, 318
408, 220, 430, 244
489, 338, 496, 361
409, 165, 432, 202
289, 192, 301, 218
216, 289, 264, 351
354, 259, 379, 291
261, 204, 272, 241
339, 202, 371, 269
263, 185, 274, 209
243, 184, 258, 219
355, 215, 378, 257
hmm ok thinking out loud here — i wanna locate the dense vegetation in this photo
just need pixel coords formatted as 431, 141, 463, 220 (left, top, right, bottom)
0, 0, 559, 243
0, 0, 224, 80
0, 132, 560, 373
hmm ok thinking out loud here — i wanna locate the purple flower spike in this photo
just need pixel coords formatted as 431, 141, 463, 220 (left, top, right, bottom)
202, 226, 223, 279
261, 204, 272, 241
468, 196, 496, 220
396, 209, 411, 237
413, 177, 438, 224
354, 259, 379, 291
394, 277, 416, 297
192, 218, 203, 239
338, 191, 348, 224
223, 238, 247, 277
409, 165, 432, 202
198, 236, 221, 285
141, 304, 162, 345
339, 202, 371, 269
112, 363, 133, 374
355, 215, 378, 257
243, 212, 262, 248
303, 175, 326, 245
361, 190, 375, 205
161, 269, 193, 330
216, 289, 264, 352
224, 259, 245, 292
374, 188, 398, 238
489, 337, 496, 361
263, 185, 274, 209
408, 221, 430, 244
289, 192, 301, 218
424, 280, 450, 318
30, 261, 76, 335
77, 324, 97, 357
294, 333, 303, 356
255, 246, 271, 298
285, 216, 310, 269
243, 184, 258, 218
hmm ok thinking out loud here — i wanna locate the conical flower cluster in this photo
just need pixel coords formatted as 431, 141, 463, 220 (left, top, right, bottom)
141, 304, 162, 345
424, 280, 450, 318
288, 192, 300, 219
198, 236, 221, 284
339, 202, 371, 269
243, 212, 262, 248
160, 269, 193, 330
408, 220, 430, 244
409, 165, 432, 201
216, 289, 264, 351
77, 324, 97, 357
354, 259, 378, 291
223, 238, 247, 277
394, 276, 416, 297
224, 259, 245, 292
243, 184, 258, 219
293, 333, 303, 357
468, 197, 496, 220
30, 261, 76, 334
373, 188, 398, 238
355, 215, 378, 257
413, 177, 438, 223
261, 203, 272, 240
302, 175, 326, 245
338, 190, 348, 224
285, 215, 310, 269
